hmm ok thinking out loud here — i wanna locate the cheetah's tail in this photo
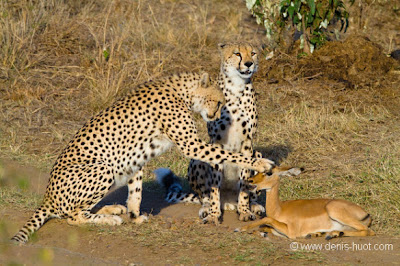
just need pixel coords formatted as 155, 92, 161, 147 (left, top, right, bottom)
11, 204, 55, 244
154, 168, 200, 204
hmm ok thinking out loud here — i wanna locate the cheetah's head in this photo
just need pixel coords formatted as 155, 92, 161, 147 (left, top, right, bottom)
218, 42, 259, 79
192, 73, 225, 122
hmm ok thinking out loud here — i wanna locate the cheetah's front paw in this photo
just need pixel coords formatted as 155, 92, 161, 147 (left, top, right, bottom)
250, 203, 265, 216
198, 203, 211, 220
132, 215, 148, 224
239, 211, 256, 222
254, 158, 275, 173
102, 215, 124, 226
202, 213, 221, 225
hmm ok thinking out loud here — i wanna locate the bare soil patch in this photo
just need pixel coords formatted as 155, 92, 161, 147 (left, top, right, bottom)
1, 159, 399, 265
265, 34, 399, 89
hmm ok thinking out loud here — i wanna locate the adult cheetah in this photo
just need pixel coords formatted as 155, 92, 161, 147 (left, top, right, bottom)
11, 72, 274, 244
157, 43, 266, 224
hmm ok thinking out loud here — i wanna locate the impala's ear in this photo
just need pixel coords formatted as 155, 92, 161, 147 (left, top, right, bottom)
200, 72, 210, 87
271, 166, 302, 177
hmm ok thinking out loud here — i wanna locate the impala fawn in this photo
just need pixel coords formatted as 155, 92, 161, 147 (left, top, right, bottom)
236, 167, 375, 240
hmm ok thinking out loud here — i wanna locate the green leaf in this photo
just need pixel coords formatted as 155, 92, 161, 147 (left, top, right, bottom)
288, 6, 295, 19
282, 0, 291, 6
344, 18, 349, 32
308, 0, 316, 15
293, 15, 299, 24
103, 49, 110, 61
307, 11, 313, 24
294, 0, 301, 11
333, 0, 339, 8
326, 10, 333, 21
316, 3, 324, 18
254, 11, 264, 18
313, 17, 321, 29
310, 37, 319, 44
276, 20, 285, 27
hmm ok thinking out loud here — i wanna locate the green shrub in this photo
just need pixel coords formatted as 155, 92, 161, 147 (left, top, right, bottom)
246, 0, 354, 53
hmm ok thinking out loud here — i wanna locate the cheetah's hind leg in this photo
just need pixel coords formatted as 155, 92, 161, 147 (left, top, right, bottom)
67, 211, 123, 226
61, 163, 122, 226
96, 205, 127, 215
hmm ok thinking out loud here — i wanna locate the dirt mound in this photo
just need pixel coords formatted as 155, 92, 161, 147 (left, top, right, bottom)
265, 35, 398, 88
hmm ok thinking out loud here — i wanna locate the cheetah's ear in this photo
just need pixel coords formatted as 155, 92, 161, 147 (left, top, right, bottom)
218, 43, 226, 50
200, 72, 210, 87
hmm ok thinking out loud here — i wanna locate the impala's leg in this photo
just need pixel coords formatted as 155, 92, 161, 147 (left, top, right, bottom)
235, 217, 269, 232
258, 226, 274, 235
305, 232, 324, 239
341, 230, 375, 236
236, 217, 289, 237
325, 230, 375, 240
325, 201, 374, 239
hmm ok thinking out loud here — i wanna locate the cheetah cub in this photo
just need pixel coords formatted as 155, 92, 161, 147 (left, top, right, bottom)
11, 72, 274, 244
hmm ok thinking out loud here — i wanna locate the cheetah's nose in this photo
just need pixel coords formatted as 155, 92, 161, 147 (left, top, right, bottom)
244, 61, 253, 68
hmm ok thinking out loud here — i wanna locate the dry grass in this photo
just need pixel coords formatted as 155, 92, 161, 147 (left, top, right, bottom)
0, 0, 263, 166
253, 77, 400, 234
0, 0, 399, 254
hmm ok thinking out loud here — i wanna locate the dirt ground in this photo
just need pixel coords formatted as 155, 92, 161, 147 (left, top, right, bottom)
1, 159, 399, 265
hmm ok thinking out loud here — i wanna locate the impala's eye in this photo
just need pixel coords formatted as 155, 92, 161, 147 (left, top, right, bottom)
234, 53, 241, 57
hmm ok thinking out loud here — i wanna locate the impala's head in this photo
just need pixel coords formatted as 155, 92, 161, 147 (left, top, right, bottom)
248, 167, 302, 191
248, 172, 279, 192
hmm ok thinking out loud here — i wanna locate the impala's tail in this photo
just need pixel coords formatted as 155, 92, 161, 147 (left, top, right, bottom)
154, 168, 200, 204
11, 204, 55, 244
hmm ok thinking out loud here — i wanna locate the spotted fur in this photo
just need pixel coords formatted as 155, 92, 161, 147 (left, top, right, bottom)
11, 72, 274, 244
158, 43, 268, 224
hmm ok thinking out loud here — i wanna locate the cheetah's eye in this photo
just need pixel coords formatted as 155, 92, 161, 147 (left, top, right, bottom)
217, 101, 222, 109
251, 52, 256, 56
234, 53, 241, 57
